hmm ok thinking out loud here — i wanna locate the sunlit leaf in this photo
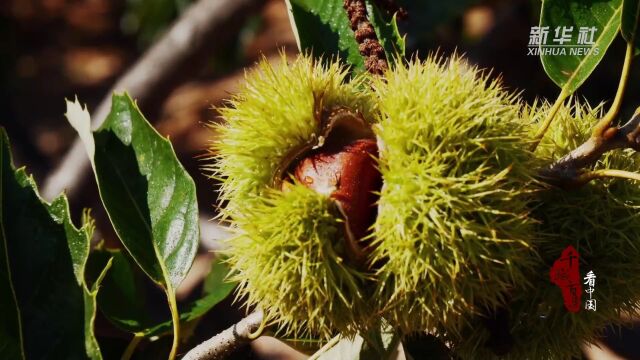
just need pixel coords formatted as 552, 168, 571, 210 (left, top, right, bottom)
66, 94, 199, 358
540, 0, 622, 94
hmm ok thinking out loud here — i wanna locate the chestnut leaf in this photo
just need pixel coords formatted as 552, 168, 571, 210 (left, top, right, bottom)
67, 93, 198, 294
0, 128, 108, 360
540, 0, 622, 95
285, 0, 404, 72
86, 248, 235, 338
65, 94, 199, 353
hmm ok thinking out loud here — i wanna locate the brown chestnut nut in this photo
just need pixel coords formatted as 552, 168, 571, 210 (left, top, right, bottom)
292, 138, 381, 265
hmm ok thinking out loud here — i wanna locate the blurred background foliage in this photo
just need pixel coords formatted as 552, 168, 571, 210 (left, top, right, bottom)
121, 0, 194, 46
1, 0, 639, 358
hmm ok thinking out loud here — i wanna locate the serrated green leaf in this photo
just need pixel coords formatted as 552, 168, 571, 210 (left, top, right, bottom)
285, 0, 404, 72
540, 0, 622, 94
86, 249, 158, 333
65, 94, 199, 359
622, 0, 640, 52
0, 128, 106, 360
286, 0, 364, 71
66, 94, 198, 294
87, 249, 235, 338
364, 0, 405, 60
101, 94, 197, 291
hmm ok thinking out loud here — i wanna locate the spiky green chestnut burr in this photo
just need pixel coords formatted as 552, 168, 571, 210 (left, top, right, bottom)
226, 184, 376, 339
525, 100, 640, 358
209, 54, 376, 219
210, 55, 379, 338
370, 55, 542, 334
453, 100, 640, 359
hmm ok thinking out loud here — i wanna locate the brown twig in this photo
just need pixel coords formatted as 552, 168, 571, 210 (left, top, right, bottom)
182, 311, 264, 360
343, 0, 388, 75
539, 108, 640, 188
42, 0, 262, 201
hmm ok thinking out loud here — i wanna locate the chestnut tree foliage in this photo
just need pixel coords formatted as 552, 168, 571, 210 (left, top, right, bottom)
3, 0, 640, 359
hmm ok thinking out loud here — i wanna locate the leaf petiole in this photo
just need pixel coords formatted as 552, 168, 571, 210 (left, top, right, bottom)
578, 168, 640, 183
166, 287, 180, 360
308, 335, 340, 360
593, 42, 635, 136
530, 88, 569, 152
121, 334, 143, 360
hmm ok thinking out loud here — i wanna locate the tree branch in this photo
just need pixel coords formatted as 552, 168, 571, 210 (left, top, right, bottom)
182, 311, 264, 360
42, 0, 262, 201
539, 108, 640, 188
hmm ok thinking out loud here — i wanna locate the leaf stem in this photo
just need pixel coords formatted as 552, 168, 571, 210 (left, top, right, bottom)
308, 335, 340, 360
578, 168, 640, 183
245, 310, 266, 340
121, 334, 143, 360
530, 89, 569, 152
593, 42, 634, 136
166, 288, 180, 360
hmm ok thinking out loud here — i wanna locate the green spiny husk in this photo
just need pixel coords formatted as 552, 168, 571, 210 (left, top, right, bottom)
208, 54, 376, 219
451, 100, 640, 359
370, 55, 543, 334
212, 54, 378, 338
224, 184, 376, 339
212, 53, 640, 357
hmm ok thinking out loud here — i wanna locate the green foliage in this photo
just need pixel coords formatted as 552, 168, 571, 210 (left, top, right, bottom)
364, 0, 406, 61
371, 55, 542, 334
65, 94, 200, 358
87, 248, 159, 333
88, 248, 235, 337
122, 0, 193, 46
209, 54, 376, 218
285, 0, 403, 72
226, 184, 374, 339
286, 0, 364, 70
540, 0, 622, 95
0, 128, 109, 360
90, 94, 199, 292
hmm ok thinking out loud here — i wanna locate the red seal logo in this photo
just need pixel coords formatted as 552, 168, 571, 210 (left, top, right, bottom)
549, 245, 581, 313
